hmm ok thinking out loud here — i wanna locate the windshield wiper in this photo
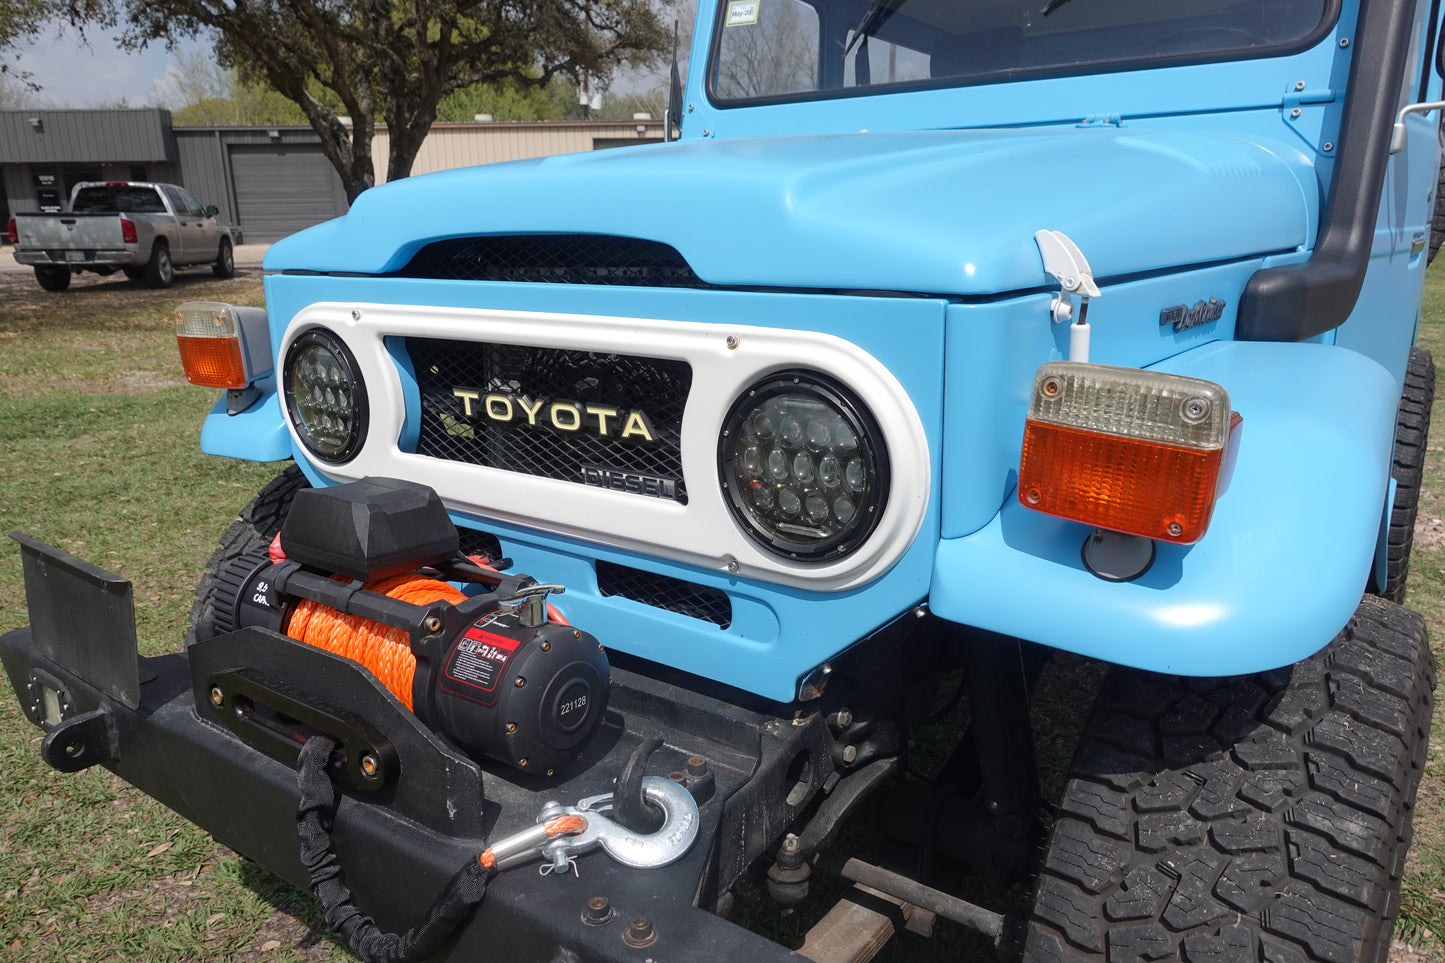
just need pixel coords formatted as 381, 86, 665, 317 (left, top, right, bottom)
845, 0, 901, 56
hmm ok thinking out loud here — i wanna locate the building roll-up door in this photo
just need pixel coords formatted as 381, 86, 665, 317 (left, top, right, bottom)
229, 144, 348, 243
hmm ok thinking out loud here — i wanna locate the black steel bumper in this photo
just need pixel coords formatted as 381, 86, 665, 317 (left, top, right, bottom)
1, 536, 820, 962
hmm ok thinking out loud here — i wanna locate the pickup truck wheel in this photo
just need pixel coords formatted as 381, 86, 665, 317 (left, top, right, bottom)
1376, 347, 1435, 603
144, 241, 174, 288
213, 237, 235, 278
187, 465, 310, 646
1021, 594, 1434, 963
34, 265, 71, 292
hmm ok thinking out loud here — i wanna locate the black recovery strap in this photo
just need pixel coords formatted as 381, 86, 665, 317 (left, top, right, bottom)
296, 735, 497, 963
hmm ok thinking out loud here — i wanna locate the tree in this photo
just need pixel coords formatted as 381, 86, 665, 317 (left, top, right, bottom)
79, 0, 670, 201
436, 75, 574, 123
155, 48, 313, 125
2, 0, 52, 85
1, 0, 49, 54
714, 0, 815, 100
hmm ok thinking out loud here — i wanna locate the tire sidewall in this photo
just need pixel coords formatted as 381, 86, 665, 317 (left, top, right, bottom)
35, 265, 71, 291
147, 242, 173, 288
188, 465, 309, 646
214, 238, 235, 278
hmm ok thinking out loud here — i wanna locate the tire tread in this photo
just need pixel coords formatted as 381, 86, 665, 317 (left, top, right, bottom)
1022, 595, 1435, 963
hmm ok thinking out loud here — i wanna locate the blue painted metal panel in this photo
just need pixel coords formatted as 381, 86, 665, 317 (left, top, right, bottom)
198, 381, 294, 462
1332, 98, 1441, 389
265, 127, 1314, 297
939, 258, 1274, 539
929, 341, 1397, 676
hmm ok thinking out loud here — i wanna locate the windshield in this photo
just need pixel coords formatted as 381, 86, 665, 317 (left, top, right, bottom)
710, 0, 1336, 104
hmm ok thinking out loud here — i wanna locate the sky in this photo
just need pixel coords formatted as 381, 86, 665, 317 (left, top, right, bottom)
10, 22, 201, 108
7, 9, 691, 110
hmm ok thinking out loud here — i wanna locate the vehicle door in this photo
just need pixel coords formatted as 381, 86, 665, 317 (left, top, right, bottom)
161, 185, 209, 264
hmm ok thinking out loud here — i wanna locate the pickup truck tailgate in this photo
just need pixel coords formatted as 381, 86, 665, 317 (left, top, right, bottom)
15, 213, 127, 251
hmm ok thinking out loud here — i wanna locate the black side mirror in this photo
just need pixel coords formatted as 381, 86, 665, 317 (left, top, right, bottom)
204, 205, 219, 218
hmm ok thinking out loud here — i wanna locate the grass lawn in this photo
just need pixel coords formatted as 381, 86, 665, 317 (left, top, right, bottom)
0, 262, 1442, 962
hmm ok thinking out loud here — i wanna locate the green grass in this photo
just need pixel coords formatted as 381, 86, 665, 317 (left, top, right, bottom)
0, 265, 1444, 961
1394, 269, 1445, 953
0, 270, 345, 962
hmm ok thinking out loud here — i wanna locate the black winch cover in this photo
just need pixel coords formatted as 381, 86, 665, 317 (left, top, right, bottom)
280, 477, 460, 581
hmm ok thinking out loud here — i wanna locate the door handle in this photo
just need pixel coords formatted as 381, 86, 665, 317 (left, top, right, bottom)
1390, 100, 1445, 153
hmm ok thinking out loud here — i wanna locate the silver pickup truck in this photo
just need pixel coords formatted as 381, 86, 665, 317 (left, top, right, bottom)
7, 181, 238, 292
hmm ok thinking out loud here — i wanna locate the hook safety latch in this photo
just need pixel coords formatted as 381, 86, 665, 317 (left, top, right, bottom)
478, 776, 700, 876
497, 582, 566, 628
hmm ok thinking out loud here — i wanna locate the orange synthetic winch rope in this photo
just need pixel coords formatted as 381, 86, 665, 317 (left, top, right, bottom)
477, 814, 588, 870
285, 574, 467, 711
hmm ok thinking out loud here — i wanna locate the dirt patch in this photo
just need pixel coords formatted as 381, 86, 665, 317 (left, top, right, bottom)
1392, 938, 1444, 963
1416, 512, 1445, 552
0, 264, 266, 333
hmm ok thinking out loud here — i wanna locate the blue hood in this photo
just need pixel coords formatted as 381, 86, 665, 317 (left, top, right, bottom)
267, 127, 1317, 295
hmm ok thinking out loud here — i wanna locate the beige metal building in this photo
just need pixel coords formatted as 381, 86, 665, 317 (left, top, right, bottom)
377, 119, 664, 184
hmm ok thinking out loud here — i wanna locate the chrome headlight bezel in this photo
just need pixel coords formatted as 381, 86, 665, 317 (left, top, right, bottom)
718, 369, 890, 562
282, 327, 369, 464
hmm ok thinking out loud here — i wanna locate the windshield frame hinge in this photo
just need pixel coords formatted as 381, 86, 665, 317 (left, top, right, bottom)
1282, 87, 1337, 111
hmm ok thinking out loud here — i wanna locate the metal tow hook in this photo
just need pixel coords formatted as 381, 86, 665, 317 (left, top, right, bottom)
479, 776, 700, 876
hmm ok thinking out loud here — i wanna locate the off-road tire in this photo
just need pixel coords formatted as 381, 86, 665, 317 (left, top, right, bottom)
34, 265, 71, 291
1377, 347, 1435, 603
213, 237, 235, 278
1022, 594, 1435, 963
144, 240, 174, 289
187, 465, 309, 647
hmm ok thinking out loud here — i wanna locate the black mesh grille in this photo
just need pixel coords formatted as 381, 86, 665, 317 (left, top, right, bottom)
457, 527, 504, 565
597, 561, 732, 628
407, 338, 691, 502
398, 235, 709, 288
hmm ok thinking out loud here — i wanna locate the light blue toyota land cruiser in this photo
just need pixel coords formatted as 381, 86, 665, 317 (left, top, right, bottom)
5, 0, 1442, 959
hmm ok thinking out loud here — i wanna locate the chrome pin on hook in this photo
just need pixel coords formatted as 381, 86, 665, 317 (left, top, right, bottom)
481, 776, 700, 876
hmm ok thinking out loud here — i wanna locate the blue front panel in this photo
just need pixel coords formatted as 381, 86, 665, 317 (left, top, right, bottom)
263, 273, 947, 704
940, 258, 1275, 539
931, 340, 1398, 676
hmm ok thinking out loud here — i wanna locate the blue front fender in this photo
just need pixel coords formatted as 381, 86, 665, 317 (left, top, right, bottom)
198, 381, 294, 462
929, 340, 1398, 676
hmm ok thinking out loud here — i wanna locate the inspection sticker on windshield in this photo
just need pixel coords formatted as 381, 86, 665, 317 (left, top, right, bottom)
727, 0, 759, 26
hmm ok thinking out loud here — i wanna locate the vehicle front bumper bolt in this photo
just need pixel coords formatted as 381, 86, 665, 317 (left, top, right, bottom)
841, 745, 858, 764
686, 755, 708, 776
584, 896, 613, 925
624, 915, 656, 947
766, 834, 812, 906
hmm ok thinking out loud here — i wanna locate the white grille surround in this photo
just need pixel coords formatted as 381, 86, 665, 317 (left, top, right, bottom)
279, 302, 931, 593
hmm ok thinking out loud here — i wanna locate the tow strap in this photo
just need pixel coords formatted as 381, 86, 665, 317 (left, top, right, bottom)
296, 735, 496, 963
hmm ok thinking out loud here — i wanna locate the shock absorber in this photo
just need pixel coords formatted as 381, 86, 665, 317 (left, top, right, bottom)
200, 477, 610, 775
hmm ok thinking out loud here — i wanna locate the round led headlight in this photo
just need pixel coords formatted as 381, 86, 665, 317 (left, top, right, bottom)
282, 328, 368, 463
719, 371, 889, 561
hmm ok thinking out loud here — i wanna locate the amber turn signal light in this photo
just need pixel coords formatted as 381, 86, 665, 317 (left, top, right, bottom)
175, 301, 272, 390
1018, 362, 1240, 544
